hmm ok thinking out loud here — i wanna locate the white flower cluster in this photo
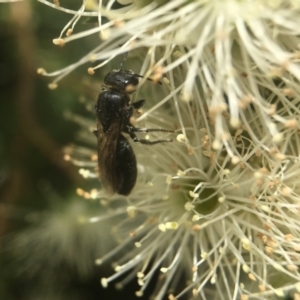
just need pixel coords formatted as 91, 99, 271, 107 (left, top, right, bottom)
42, 0, 300, 299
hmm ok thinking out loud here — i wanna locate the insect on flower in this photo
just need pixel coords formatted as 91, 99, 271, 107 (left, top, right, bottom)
94, 53, 173, 196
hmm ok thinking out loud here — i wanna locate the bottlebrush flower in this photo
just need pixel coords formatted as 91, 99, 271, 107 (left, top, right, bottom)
42, 0, 300, 299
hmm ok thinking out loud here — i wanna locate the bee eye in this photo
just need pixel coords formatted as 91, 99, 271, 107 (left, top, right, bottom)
127, 76, 139, 86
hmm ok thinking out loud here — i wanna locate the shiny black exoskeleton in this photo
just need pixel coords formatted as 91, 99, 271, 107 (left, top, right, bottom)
94, 55, 173, 196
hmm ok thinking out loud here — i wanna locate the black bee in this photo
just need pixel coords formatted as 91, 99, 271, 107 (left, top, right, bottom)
94, 54, 173, 196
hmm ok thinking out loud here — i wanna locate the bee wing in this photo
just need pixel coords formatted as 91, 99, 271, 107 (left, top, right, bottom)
96, 118, 122, 194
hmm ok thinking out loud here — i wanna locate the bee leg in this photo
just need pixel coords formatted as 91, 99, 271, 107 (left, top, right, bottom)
130, 126, 174, 133
132, 99, 145, 109
128, 131, 172, 145
127, 124, 174, 133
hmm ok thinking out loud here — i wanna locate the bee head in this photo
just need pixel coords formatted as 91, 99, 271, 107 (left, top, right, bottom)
103, 69, 139, 94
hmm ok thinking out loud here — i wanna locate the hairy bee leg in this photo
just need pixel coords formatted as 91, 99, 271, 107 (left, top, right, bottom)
129, 131, 172, 144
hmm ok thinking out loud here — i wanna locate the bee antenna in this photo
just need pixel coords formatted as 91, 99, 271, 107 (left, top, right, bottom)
119, 52, 128, 70
134, 74, 162, 85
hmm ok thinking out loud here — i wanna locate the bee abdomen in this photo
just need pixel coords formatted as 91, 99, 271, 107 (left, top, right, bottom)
116, 135, 137, 195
